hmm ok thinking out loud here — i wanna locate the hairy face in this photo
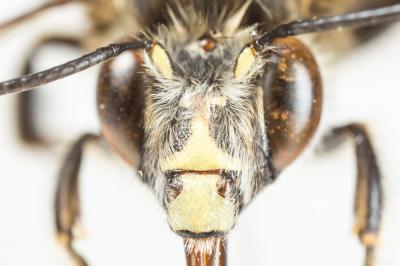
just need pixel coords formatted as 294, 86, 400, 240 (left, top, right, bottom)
139, 7, 272, 239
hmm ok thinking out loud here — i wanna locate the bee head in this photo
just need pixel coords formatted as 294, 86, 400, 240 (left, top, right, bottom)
137, 2, 273, 245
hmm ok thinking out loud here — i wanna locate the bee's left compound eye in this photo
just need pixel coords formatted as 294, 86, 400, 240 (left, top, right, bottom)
149, 43, 173, 79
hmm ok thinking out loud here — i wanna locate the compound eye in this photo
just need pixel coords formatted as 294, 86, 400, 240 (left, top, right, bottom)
234, 45, 256, 79
149, 43, 173, 79
264, 37, 322, 171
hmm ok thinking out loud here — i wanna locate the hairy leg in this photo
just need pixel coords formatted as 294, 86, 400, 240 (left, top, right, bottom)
17, 37, 82, 144
55, 133, 100, 266
321, 124, 382, 266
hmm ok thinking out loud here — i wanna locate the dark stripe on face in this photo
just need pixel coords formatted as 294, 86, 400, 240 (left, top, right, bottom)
165, 169, 238, 177
177, 230, 227, 239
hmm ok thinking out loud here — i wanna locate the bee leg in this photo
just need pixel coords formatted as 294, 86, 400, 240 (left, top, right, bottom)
17, 37, 82, 145
321, 124, 382, 266
55, 133, 100, 266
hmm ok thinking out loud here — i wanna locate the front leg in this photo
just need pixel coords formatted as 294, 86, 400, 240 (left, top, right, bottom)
55, 133, 100, 266
322, 124, 382, 266
17, 37, 82, 145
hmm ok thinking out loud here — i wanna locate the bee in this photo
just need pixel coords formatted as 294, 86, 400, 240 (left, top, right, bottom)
0, 1, 400, 265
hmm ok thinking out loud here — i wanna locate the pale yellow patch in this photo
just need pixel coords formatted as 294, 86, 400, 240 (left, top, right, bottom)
160, 115, 240, 171
57, 233, 69, 245
234, 46, 256, 79
150, 44, 173, 79
352, 223, 362, 235
362, 233, 378, 247
167, 174, 236, 233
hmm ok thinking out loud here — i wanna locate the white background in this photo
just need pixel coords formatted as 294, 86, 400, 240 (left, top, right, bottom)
0, 1, 399, 266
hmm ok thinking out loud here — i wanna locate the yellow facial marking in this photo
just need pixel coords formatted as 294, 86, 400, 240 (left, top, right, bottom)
167, 174, 236, 233
150, 44, 173, 79
160, 115, 240, 171
235, 46, 256, 79
362, 233, 378, 247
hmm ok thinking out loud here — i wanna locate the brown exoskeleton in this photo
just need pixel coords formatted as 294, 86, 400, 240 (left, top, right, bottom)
1, 1, 400, 265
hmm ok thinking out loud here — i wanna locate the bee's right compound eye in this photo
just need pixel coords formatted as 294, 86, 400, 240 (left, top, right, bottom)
97, 50, 145, 168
